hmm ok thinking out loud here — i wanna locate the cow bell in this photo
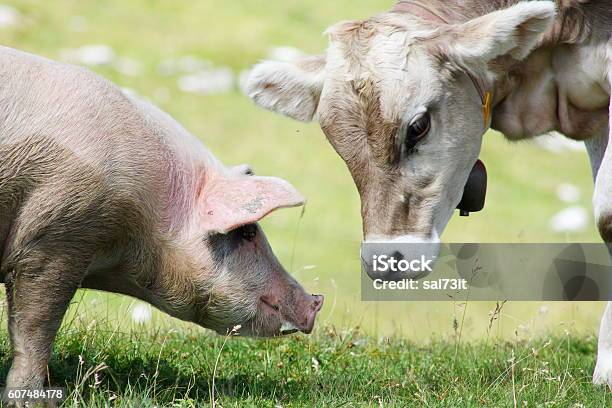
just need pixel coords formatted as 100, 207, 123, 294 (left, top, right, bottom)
457, 159, 487, 217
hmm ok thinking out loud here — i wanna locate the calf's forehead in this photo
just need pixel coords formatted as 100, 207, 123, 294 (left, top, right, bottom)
324, 28, 442, 123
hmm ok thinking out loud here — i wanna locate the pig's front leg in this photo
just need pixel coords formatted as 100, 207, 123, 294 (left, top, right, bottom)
2, 253, 81, 398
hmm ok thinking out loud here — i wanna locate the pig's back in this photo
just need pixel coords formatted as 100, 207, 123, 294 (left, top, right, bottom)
0, 46, 217, 176
0, 46, 150, 167
0, 46, 216, 253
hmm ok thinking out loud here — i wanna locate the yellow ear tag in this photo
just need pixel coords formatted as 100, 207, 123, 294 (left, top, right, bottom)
482, 91, 492, 128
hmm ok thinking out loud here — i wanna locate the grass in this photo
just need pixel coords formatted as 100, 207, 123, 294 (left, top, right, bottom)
0, 0, 610, 405
2, 296, 609, 406
0, 318, 608, 407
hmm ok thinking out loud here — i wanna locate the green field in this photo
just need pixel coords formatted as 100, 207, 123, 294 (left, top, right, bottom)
0, 0, 610, 405
0, 320, 609, 407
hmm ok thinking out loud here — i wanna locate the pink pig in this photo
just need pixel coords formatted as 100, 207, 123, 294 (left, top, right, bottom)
0, 45, 323, 392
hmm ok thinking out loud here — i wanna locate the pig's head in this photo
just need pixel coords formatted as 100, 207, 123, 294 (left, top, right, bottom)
184, 167, 323, 337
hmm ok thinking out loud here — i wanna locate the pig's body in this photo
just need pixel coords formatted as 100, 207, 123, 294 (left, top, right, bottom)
0, 46, 322, 393
0, 46, 213, 317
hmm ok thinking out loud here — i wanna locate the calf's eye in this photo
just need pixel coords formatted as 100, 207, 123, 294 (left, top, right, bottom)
405, 112, 431, 152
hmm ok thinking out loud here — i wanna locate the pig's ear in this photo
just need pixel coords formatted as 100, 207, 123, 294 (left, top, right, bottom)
200, 176, 305, 234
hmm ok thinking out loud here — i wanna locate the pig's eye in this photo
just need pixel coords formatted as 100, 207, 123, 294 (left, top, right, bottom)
239, 224, 257, 242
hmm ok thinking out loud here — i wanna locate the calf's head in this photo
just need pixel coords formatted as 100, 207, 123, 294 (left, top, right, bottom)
245, 2, 555, 277
186, 170, 323, 337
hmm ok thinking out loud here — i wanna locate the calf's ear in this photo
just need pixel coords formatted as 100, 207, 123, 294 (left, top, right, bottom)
200, 175, 305, 234
442, 2, 556, 66
245, 55, 326, 122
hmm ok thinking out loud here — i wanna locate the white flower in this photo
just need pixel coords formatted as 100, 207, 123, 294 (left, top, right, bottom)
556, 183, 581, 203
131, 303, 152, 324
268, 46, 305, 62
60, 44, 115, 66
0, 5, 20, 29
177, 68, 234, 95
535, 132, 585, 153
157, 56, 211, 76
549, 206, 589, 233
114, 57, 142, 76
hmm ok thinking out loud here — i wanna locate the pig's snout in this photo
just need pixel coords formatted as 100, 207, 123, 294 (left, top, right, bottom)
261, 293, 324, 335
301, 294, 324, 334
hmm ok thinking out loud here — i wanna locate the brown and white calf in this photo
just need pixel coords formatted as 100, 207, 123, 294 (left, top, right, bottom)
0, 45, 323, 393
246, 0, 612, 386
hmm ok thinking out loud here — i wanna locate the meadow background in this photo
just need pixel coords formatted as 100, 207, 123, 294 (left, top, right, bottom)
0, 0, 609, 405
